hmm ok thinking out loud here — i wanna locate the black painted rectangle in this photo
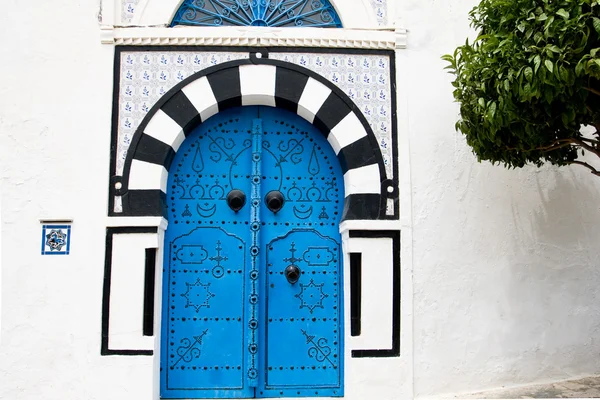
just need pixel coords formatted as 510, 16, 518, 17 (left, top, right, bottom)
343, 194, 381, 220
102, 227, 158, 356
143, 248, 157, 336
274, 67, 309, 113
337, 136, 378, 173
350, 253, 362, 337
122, 189, 166, 217
134, 134, 176, 169
207, 67, 242, 110
313, 93, 351, 136
349, 230, 401, 358
161, 90, 201, 135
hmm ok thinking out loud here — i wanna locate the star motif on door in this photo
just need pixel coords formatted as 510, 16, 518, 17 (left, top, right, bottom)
295, 279, 329, 314
181, 278, 215, 312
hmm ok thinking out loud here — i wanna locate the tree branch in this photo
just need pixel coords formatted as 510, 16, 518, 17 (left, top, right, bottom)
567, 160, 600, 176
584, 86, 600, 97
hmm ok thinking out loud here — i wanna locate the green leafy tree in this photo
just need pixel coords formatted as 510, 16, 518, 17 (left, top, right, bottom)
443, 0, 600, 176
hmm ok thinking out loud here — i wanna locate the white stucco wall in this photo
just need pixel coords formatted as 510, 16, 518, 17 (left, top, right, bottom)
1, 0, 600, 399
400, 0, 600, 397
0, 1, 155, 399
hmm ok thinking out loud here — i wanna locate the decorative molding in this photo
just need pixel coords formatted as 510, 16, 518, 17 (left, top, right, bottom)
107, 27, 404, 49
100, 25, 115, 44
395, 28, 408, 49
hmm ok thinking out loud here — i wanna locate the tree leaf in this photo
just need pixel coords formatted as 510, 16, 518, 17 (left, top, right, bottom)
593, 17, 600, 35
556, 8, 569, 19
534, 55, 541, 73
524, 66, 533, 82
545, 59, 554, 73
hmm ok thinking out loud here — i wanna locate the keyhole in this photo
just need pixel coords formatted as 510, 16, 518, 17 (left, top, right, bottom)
265, 190, 284, 213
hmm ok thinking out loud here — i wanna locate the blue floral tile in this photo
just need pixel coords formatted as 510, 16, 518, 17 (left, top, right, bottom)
41, 225, 71, 255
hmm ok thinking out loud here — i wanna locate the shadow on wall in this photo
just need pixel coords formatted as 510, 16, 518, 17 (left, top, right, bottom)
501, 169, 600, 384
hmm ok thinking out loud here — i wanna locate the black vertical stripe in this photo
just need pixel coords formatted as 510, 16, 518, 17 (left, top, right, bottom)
133, 134, 175, 169
313, 93, 351, 135
160, 91, 201, 135
274, 67, 309, 113
143, 248, 157, 337
206, 67, 242, 110
337, 137, 379, 173
350, 253, 362, 337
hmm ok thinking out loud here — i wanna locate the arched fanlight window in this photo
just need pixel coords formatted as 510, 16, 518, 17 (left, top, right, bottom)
171, 0, 343, 28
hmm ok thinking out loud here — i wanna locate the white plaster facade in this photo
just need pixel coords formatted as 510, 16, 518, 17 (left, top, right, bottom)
1, 0, 600, 399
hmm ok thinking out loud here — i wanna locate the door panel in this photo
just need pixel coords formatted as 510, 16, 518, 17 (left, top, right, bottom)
257, 108, 343, 398
161, 107, 255, 399
161, 106, 344, 399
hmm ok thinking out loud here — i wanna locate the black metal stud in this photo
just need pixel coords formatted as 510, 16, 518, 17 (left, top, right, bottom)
265, 190, 284, 213
226, 189, 246, 212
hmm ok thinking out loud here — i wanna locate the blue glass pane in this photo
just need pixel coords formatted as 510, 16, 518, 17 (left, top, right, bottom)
171, 0, 343, 28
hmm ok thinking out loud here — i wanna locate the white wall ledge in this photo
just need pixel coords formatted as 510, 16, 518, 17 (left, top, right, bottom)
101, 26, 407, 49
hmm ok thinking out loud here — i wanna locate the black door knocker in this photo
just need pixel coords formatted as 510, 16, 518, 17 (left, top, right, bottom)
265, 190, 284, 213
227, 189, 246, 212
285, 265, 301, 284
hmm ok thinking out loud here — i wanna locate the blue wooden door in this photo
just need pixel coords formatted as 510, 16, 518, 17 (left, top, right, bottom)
161, 106, 344, 399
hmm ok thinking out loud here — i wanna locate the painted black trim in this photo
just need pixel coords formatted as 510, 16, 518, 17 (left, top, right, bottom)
337, 136, 379, 173
114, 45, 395, 55
389, 54, 399, 219
134, 134, 176, 168
207, 67, 242, 110
161, 90, 201, 135
143, 248, 157, 337
349, 230, 400, 358
101, 227, 158, 356
108, 49, 122, 216
313, 92, 351, 135
350, 252, 362, 337
343, 194, 381, 220
274, 67, 308, 113
122, 189, 166, 217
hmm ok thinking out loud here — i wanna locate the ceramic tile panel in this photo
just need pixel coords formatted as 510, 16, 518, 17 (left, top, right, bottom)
370, 0, 388, 26
270, 52, 394, 179
121, 0, 139, 24
117, 52, 250, 177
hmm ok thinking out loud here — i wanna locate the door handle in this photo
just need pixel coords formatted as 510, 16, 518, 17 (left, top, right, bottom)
265, 190, 284, 213
285, 265, 300, 284
227, 189, 246, 212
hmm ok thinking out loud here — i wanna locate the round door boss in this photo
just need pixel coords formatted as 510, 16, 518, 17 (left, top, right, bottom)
265, 190, 284, 213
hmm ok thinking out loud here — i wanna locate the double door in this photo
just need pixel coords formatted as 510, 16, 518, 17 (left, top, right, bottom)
160, 106, 344, 398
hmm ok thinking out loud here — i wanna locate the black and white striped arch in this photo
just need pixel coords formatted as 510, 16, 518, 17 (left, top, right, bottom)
117, 55, 397, 221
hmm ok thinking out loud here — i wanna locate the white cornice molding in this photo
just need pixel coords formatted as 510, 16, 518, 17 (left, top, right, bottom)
108, 26, 406, 50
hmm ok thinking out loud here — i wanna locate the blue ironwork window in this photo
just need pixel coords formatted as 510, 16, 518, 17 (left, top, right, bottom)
171, 0, 343, 28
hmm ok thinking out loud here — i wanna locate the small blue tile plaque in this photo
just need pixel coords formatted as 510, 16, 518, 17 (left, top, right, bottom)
41, 225, 71, 255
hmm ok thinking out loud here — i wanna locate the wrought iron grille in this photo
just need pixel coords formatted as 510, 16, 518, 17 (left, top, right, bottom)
171, 0, 343, 28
